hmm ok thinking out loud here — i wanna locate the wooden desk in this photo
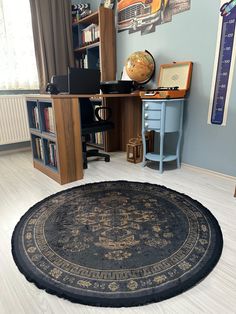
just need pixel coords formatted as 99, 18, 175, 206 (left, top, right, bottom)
26, 93, 141, 184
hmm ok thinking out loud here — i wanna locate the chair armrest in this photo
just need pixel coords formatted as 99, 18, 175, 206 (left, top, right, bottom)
95, 107, 112, 121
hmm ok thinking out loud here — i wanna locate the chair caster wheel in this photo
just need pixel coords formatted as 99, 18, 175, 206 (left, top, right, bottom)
105, 156, 110, 162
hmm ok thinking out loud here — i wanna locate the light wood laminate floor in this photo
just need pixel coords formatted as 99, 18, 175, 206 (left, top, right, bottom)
0, 150, 235, 314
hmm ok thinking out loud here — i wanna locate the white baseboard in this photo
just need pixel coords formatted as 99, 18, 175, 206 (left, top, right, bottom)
182, 163, 236, 181
0, 146, 31, 156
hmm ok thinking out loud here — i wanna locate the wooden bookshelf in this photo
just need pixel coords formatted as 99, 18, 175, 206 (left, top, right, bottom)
72, 6, 116, 151
26, 95, 83, 184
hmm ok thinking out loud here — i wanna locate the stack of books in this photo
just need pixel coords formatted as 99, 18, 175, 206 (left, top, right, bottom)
81, 24, 99, 46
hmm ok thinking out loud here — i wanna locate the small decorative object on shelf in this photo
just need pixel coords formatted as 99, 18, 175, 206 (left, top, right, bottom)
100, 0, 115, 9
127, 137, 143, 163
72, 3, 91, 23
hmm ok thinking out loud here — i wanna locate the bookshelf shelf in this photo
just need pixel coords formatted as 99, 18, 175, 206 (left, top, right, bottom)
73, 11, 99, 26
41, 132, 57, 141
74, 41, 100, 53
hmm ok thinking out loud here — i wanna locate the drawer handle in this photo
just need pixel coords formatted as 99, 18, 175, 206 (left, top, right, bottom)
145, 104, 149, 109
145, 122, 149, 127
144, 113, 148, 118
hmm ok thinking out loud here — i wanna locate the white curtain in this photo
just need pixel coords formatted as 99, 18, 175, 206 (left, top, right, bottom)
0, 0, 39, 90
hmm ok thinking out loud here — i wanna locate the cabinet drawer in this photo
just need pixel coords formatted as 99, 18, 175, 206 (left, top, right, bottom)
143, 101, 162, 110
144, 110, 161, 120
144, 120, 161, 130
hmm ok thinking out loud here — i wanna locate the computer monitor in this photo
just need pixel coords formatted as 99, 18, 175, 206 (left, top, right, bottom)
68, 68, 101, 94
50, 68, 101, 94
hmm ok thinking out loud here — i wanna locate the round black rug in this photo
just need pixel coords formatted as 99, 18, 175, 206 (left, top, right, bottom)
12, 181, 223, 307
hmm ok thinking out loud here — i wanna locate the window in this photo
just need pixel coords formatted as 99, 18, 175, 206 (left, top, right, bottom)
0, 0, 38, 90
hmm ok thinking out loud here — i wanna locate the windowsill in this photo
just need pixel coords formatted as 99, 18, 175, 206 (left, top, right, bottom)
0, 90, 40, 95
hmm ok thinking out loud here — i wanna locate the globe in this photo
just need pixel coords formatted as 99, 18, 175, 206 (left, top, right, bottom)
125, 50, 155, 84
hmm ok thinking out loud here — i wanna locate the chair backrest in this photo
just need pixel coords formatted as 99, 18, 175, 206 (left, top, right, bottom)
80, 98, 95, 126
80, 98, 114, 136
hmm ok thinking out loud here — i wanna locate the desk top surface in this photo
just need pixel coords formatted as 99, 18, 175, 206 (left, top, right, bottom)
26, 92, 140, 99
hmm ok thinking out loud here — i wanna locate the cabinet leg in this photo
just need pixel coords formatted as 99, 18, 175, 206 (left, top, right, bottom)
159, 133, 164, 173
176, 130, 183, 169
142, 129, 147, 167
177, 102, 183, 169
142, 160, 147, 167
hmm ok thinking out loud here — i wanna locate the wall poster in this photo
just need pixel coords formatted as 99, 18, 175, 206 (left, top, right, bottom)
208, 0, 236, 126
117, 0, 191, 35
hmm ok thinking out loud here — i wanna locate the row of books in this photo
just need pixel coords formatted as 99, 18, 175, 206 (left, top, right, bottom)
95, 132, 103, 145
76, 53, 88, 69
32, 106, 39, 129
81, 24, 100, 46
75, 54, 100, 69
46, 141, 57, 168
34, 137, 44, 161
34, 137, 57, 168
43, 107, 55, 133
90, 132, 103, 146
31, 106, 55, 133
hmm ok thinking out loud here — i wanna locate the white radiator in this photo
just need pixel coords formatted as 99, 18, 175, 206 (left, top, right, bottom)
0, 95, 30, 145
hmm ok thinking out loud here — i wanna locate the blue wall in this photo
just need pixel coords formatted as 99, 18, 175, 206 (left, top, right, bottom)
74, 0, 236, 176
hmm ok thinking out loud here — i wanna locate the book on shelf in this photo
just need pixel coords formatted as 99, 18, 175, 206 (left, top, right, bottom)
95, 132, 103, 145
76, 53, 88, 69
48, 141, 57, 168
35, 138, 44, 161
32, 106, 39, 129
43, 107, 55, 133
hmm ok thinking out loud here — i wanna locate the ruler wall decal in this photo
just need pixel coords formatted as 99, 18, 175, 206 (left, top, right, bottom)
208, 0, 236, 126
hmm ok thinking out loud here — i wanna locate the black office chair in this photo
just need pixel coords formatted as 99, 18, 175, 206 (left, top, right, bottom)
80, 98, 114, 169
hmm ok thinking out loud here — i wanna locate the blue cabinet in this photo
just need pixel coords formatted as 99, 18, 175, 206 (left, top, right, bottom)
141, 99, 184, 173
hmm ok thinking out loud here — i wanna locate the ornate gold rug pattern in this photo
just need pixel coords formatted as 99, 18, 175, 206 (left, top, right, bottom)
12, 181, 223, 307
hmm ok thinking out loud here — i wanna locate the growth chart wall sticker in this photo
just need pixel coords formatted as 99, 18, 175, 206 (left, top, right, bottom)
117, 0, 191, 35
208, 0, 236, 126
